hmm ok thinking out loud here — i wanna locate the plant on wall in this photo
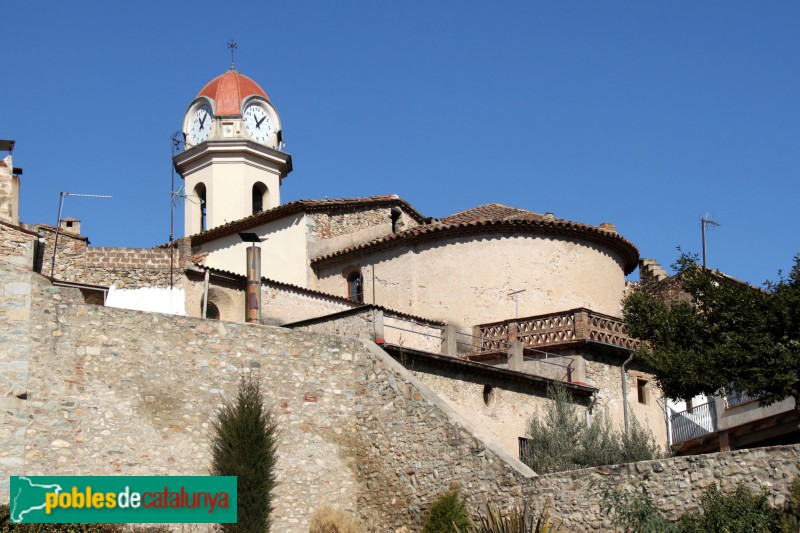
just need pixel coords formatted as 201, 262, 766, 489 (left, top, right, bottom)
422, 489, 471, 533
523, 382, 662, 474
210, 371, 278, 532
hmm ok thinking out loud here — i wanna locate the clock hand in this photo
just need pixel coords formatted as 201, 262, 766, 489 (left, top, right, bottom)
199, 113, 207, 129
256, 115, 266, 128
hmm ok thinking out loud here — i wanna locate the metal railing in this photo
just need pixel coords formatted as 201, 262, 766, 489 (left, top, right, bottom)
670, 401, 716, 444
725, 390, 758, 408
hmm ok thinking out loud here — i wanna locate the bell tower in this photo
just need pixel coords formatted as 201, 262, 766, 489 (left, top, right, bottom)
173, 66, 292, 236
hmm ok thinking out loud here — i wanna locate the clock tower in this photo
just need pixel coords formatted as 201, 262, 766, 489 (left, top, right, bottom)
173, 67, 292, 236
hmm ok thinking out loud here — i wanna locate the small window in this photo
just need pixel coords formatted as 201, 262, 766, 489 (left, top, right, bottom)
637, 379, 649, 405
204, 302, 220, 320
195, 183, 207, 232
252, 183, 268, 215
483, 385, 495, 406
347, 271, 363, 303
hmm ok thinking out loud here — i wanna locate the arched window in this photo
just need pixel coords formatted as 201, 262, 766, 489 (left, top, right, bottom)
347, 271, 364, 303
204, 301, 220, 320
195, 183, 207, 232
252, 182, 268, 215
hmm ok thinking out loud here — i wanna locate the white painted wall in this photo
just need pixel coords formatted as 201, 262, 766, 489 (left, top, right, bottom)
105, 286, 186, 315
316, 233, 628, 331
198, 214, 309, 288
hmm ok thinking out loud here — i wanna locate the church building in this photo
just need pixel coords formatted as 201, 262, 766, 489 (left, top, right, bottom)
1, 65, 668, 459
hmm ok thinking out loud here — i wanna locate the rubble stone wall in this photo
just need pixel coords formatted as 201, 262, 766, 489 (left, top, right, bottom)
1, 260, 798, 532
309, 204, 419, 241
86, 247, 173, 269
0, 223, 37, 267
38, 228, 174, 289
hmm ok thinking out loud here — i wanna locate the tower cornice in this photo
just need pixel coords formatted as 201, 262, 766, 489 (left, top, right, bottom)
173, 140, 293, 178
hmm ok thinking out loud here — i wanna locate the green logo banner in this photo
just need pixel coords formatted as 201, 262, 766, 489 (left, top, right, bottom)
9, 476, 237, 524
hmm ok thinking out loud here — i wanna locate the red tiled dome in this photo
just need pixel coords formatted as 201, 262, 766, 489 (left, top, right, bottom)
197, 70, 269, 116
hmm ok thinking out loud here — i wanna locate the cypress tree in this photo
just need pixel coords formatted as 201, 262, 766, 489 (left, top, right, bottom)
211, 372, 278, 532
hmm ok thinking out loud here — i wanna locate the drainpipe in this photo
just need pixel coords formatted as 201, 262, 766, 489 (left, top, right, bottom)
202, 268, 210, 319
621, 353, 634, 436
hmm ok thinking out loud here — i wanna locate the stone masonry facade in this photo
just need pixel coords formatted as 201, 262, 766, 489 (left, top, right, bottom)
38, 227, 176, 288
0, 223, 37, 269
1, 260, 799, 531
309, 205, 419, 241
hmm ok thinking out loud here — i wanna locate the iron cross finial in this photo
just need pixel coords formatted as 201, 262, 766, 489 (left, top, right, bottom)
228, 39, 238, 70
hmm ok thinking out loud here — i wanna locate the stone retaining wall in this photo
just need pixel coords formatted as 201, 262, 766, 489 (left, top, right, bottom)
530, 444, 800, 529
1, 260, 798, 531
0, 263, 533, 531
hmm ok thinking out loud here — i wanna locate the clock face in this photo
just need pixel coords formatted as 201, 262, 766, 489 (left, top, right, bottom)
189, 105, 213, 144
244, 104, 274, 144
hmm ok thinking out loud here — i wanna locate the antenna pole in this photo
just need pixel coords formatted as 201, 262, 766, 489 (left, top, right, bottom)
507, 289, 526, 319
170, 131, 184, 292
50, 192, 112, 279
50, 192, 65, 278
700, 214, 720, 269
701, 217, 707, 268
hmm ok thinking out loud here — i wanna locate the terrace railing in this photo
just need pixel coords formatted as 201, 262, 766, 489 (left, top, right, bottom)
476, 308, 639, 352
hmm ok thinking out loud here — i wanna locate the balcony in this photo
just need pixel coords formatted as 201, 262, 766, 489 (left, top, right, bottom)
475, 308, 639, 353
670, 401, 717, 444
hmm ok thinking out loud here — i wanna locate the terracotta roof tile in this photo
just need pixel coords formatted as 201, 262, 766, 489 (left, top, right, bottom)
312, 203, 640, 274
194, 264, 441, 325
440, 203, 545, 224
185, 195, 427, 246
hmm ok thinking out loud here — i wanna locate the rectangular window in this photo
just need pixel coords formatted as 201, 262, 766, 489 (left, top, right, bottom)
637, 379, 649, 405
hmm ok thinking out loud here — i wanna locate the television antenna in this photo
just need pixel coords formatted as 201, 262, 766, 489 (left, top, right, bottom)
507, 289, 526, 319
700, 213, 720, 269
50, 192, 112, 278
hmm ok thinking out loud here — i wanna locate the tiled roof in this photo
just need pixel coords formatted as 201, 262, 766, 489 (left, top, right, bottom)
36, 224, 89, 241
187, 195, 427, 246
192, 264, 442, 325
313, 203, 640, 274
197, 70, 269, 115
440, 203, 545, 224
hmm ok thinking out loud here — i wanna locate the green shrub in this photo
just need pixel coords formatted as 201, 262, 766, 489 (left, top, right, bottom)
524, 383, 662, 474
600, 488, 677, 533
309, 505, 364, 533
471, 502, 560, 533
778, 476, 800, 533
678, 483, 780, 533
210, 372, 278, 533
0, 505, 171, 532
422, 489, 471, 533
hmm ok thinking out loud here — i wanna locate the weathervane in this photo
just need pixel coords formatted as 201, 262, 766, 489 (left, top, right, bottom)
228, 39, 238, 70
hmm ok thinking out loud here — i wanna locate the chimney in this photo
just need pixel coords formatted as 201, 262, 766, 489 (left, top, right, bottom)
599, 222, 616, 233
60, 218, 81, 235
0, 154, 20, 225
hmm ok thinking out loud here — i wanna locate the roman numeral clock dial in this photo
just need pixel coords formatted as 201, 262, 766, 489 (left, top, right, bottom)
244, 104, 273, 144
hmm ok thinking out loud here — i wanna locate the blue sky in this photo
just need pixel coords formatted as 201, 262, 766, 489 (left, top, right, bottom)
2, 1, 798, 285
